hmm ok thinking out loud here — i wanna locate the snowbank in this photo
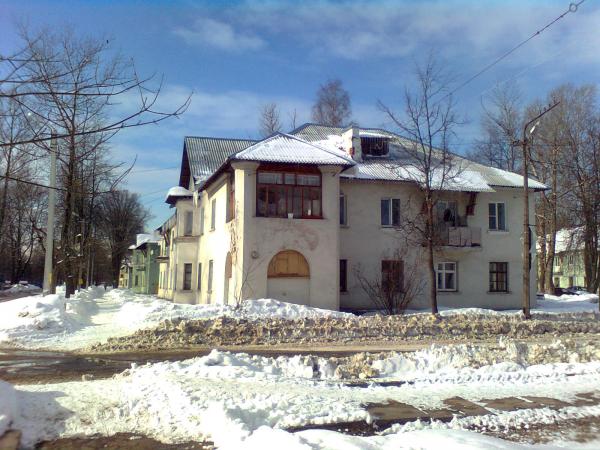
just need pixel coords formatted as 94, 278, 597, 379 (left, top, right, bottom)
0, 288, 351, 350
4, 283, 41, 294
0, 381, 17, 436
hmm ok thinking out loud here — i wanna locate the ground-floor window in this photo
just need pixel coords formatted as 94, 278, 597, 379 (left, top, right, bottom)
183, 263, 192, 290
340, 259, 347, 292
489, 262, 508, 292
208, 260, 214, 292
382, 260, 403, 293
437, 262, 457, 291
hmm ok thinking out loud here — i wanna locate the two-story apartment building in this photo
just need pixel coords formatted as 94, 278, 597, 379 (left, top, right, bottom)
155, 123, 544, 311
129, 233, 160, 295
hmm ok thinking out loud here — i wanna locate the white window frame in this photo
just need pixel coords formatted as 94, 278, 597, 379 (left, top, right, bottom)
488, 202, 507, 231
436, 261, 457, 291
208, 260, 214, 293
381, 198, 401, 227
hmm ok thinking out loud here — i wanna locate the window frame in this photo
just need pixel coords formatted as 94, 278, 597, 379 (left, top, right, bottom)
381, 198, 401, 227
340, 259, 348, 292
207, 260, 214, 293
489, 262, 509, 292
200, 207, 205, 235
183, 263, 192, 291
340, 193, 347, 226
488, 202, 507, 231
255, 165, 323, 219
210, 199, 216, 230
436, 261, 457, 292
184, 211, 193, 236
381, 259, 404, 294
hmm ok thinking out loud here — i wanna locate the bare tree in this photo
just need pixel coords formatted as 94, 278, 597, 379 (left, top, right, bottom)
258, 103, 282, 138
312, 79, 351, 127
97, 190, 149, 287
354, 247, 424, 315
469, 84, 523, 172
288, 108, 298, 130
378, 55, 462, 314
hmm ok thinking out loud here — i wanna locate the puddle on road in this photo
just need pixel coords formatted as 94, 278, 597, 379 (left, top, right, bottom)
35, 433, 212, 450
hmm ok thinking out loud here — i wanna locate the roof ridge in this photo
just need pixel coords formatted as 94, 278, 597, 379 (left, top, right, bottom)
184, 136, 257, 142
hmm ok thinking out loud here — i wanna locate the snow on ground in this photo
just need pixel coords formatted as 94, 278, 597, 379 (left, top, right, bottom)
0, 286, 597, 351
0, 287, 350, 350
8, 345, 600, 448
0, 380, 17, 436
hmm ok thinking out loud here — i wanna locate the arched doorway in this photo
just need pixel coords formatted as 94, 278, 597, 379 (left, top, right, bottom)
224, 252, 233, 305
267, 250, 310, 305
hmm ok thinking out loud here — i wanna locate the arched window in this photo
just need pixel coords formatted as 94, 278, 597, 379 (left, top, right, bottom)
267, 250, 309, 278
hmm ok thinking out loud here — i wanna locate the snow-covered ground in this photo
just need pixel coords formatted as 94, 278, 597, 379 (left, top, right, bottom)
0, 287, 350, 350
0, 287, 597, 351
1, 283, 41, 294
3, 345, 600, 448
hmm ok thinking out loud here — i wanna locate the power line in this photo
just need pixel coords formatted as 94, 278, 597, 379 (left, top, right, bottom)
444, 0, 586, 100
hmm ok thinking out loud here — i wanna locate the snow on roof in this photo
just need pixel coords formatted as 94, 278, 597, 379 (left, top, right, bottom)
134, 233, 159, 249
298, 125, 547, 192
165, 186, 193, 205
231, 133, 355, 167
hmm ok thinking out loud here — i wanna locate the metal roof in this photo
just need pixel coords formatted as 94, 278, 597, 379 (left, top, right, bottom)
232, 133, 355, 166
180, 136, 256, 187
290, 123, 547, 191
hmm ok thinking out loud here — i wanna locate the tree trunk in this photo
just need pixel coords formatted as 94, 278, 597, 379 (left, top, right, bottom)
426, 200, 438, 314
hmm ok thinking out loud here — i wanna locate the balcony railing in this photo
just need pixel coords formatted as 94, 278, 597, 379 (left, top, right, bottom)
438, 226, 482, 247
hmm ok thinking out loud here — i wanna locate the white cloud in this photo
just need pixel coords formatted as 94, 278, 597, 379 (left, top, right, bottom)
173, 17, 265, 51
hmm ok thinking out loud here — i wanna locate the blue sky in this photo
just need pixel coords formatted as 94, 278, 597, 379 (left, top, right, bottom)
1, 0, 599, 229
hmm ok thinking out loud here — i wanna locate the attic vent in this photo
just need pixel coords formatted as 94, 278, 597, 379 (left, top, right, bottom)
361, 137, 389, 156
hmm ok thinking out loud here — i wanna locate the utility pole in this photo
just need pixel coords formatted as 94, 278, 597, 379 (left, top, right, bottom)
42, 133, 57, 295
516, 101, 559, 319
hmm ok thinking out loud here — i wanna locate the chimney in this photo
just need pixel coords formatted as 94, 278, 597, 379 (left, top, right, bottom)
342, 126, 362, 162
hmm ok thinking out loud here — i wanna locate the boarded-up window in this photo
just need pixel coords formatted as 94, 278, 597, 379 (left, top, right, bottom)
267, 250, 309, 278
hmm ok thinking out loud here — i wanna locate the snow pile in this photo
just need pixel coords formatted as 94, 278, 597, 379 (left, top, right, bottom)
372, 339, 600, 382
0, 288, 351, 350
538, 293, 599, 310
0, 381, 18, 436
4, 283, 41, 294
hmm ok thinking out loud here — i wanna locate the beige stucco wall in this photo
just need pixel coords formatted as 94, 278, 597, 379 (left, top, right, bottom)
339, 180, 537, 311
233, 163, 343, 311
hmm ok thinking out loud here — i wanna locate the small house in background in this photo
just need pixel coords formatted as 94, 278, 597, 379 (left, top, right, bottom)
551, 228, 588, 289
130, 233, 160, 295
118, 256, 132, 289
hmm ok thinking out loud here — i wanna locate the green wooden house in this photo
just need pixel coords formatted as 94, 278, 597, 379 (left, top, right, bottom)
130, 234, 160, 295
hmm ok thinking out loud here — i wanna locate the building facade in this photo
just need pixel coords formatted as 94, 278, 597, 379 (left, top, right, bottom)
129, 234, 160, 295
154, 124, 543, 311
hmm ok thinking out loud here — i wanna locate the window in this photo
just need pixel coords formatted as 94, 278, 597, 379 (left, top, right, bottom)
135, 275, 139, 287
228, 173, 235, 222
436, 201, 458, 226
489, 262, 508, 292
183, 263, 192, 290
382, 260, 403, 293
200, 207, 205, 235
174, 264, 177, 290
256, 167, 322, 219
361, 137, 389, 156
340, 259, 347, 292
210, 199, 216, 230
208, 260, 214, 292
381, 198, 401, 227
489, 203, 506, 230
340, 193, 347, 226
437, 262, 457, 291
197, 263, 202, 291
184, 211, 193, 236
